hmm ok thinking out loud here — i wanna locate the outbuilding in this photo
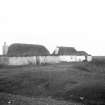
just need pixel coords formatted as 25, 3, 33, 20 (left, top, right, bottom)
52, 46, 92, 62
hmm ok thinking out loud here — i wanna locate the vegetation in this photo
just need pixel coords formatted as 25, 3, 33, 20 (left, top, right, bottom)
0, 57, 105, 104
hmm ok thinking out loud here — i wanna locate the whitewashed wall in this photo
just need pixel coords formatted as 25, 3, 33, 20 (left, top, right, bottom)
87, 55, 92, 62
8, 57, 27, 65
38, 56, 46, 64
45, 56, 60, 64
26, 56, 37, 64
59, 55, 86, 62
0, 57, 9, 65
75, 56, 86, 62
8, 56, 60, 65
8, 56, 37, 65
59, 56, 75, 62
0, 55, 92, 66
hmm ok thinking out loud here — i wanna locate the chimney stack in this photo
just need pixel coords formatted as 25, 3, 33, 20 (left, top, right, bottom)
2, 42, 8, 55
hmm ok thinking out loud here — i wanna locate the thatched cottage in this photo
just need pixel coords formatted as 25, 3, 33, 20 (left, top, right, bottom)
52, 47, 92, 62
5, 43, 50, 65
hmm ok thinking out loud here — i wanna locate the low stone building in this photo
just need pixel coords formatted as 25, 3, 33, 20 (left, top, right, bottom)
0, 44, 92, 66
4, 43, 50, 65
52, 46, 92, 62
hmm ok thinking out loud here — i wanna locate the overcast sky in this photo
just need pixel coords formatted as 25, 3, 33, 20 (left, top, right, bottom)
0, 0, 105, 55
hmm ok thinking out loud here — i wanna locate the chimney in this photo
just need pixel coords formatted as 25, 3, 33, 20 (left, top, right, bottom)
2, 42, 8, 55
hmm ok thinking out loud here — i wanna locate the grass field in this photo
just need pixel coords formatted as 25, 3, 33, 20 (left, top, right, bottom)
0, 57, 105, 105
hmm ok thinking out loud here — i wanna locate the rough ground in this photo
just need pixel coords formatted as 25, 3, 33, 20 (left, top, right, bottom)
0, 57, 105, 105
0, 92, 81, 105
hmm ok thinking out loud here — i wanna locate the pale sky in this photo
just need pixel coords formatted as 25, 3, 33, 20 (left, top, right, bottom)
0, 0, 105, 56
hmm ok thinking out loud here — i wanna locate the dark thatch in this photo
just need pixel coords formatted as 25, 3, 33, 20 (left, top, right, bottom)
52, 47, 77, 55
7, 43, 50, 57
52, 47, 88, 56
77, 51, 88, 56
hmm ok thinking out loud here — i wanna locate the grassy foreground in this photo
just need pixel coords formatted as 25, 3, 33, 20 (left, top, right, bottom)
0, 92, 80, 105
0, 57, 105, 105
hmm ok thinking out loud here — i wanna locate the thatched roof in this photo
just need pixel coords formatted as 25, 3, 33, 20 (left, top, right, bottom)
7, 43, 50, 57
77, 51, 88, 56
52, 47, 88, 56
52, 47, 77, 55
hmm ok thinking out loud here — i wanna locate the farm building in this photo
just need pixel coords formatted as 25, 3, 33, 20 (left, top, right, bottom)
0, 44, 92, 66
52, 47, 88, 56
7, 43, 50, 57
52, 47, 92, 62
5, 43, 50, 65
